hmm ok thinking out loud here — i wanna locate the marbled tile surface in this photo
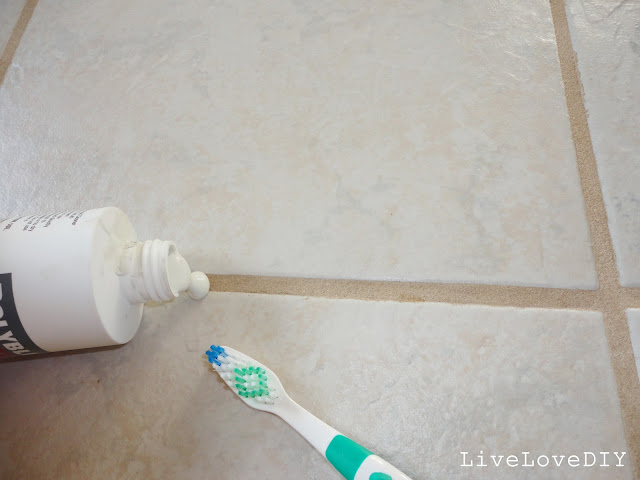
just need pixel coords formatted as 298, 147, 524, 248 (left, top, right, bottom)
0, 0, 24, 51
0, 294, 630, 479
565, 0, 640, 286
627, 310, 640, 385
0, 0, 596, 287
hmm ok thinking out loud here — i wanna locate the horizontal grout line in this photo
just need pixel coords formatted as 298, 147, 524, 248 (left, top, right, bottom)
618, 288, 640, 309
205, 274, 621, 310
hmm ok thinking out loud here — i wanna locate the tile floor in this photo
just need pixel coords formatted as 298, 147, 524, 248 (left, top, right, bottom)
0, 0, 638, 479
0, 294, 632, 480
0, 0, 596, 287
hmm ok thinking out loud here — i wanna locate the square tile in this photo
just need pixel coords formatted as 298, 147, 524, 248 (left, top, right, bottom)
627, 310, 640, 384
565, 0, 640, 286
0, 294, 630, 479
0, 0, 596, 287
0, 0, 24, 51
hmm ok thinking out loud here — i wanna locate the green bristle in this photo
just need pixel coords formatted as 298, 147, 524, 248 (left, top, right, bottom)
228, 360, 272, 400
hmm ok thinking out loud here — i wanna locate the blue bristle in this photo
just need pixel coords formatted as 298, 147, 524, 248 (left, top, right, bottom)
206, 345, 227, 366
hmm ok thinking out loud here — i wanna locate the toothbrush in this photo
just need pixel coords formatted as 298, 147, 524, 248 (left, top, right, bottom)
206, 345, 414, 480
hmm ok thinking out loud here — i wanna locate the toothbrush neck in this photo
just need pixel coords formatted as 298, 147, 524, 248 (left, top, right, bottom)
277, 398, 340, 455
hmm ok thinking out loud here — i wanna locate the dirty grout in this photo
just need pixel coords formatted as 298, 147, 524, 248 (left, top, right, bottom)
207, 274, 610, 309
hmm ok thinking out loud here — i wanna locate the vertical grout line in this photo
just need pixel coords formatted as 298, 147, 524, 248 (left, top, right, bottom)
549, 0, 616, 291
0, 0, 39, 88
549, 0, 640, 476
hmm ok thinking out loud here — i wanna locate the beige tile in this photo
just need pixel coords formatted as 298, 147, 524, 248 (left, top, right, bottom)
627, 310, 640, 385
0, 0, 24, 52
0, 0, 596, 287
565, 0, 640, 286
0, 294, 630, 479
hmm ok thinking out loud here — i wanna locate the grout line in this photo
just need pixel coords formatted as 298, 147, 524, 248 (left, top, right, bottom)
207, 274, 640, 310
551, 0, 639, 475
0, 0, 39, 88
601, 306, 640, 472
208, 274, 609, 310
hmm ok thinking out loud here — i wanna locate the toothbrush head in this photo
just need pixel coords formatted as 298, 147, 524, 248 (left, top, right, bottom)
206, 345, 285, 412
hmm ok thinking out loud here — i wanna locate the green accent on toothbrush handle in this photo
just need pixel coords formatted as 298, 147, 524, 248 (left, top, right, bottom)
325, 435, 372, 480
370, 474, 392, 480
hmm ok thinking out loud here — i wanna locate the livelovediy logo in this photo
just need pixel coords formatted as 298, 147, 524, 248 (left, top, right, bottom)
0, 273, 45, 357
460, 451, 626, 469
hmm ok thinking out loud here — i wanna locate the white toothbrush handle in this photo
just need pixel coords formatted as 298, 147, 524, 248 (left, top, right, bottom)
277, 397, 341, 454
277, 399, 413, 480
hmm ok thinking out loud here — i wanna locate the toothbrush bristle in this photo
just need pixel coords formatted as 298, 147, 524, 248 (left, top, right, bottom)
206, 345, 276, 404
